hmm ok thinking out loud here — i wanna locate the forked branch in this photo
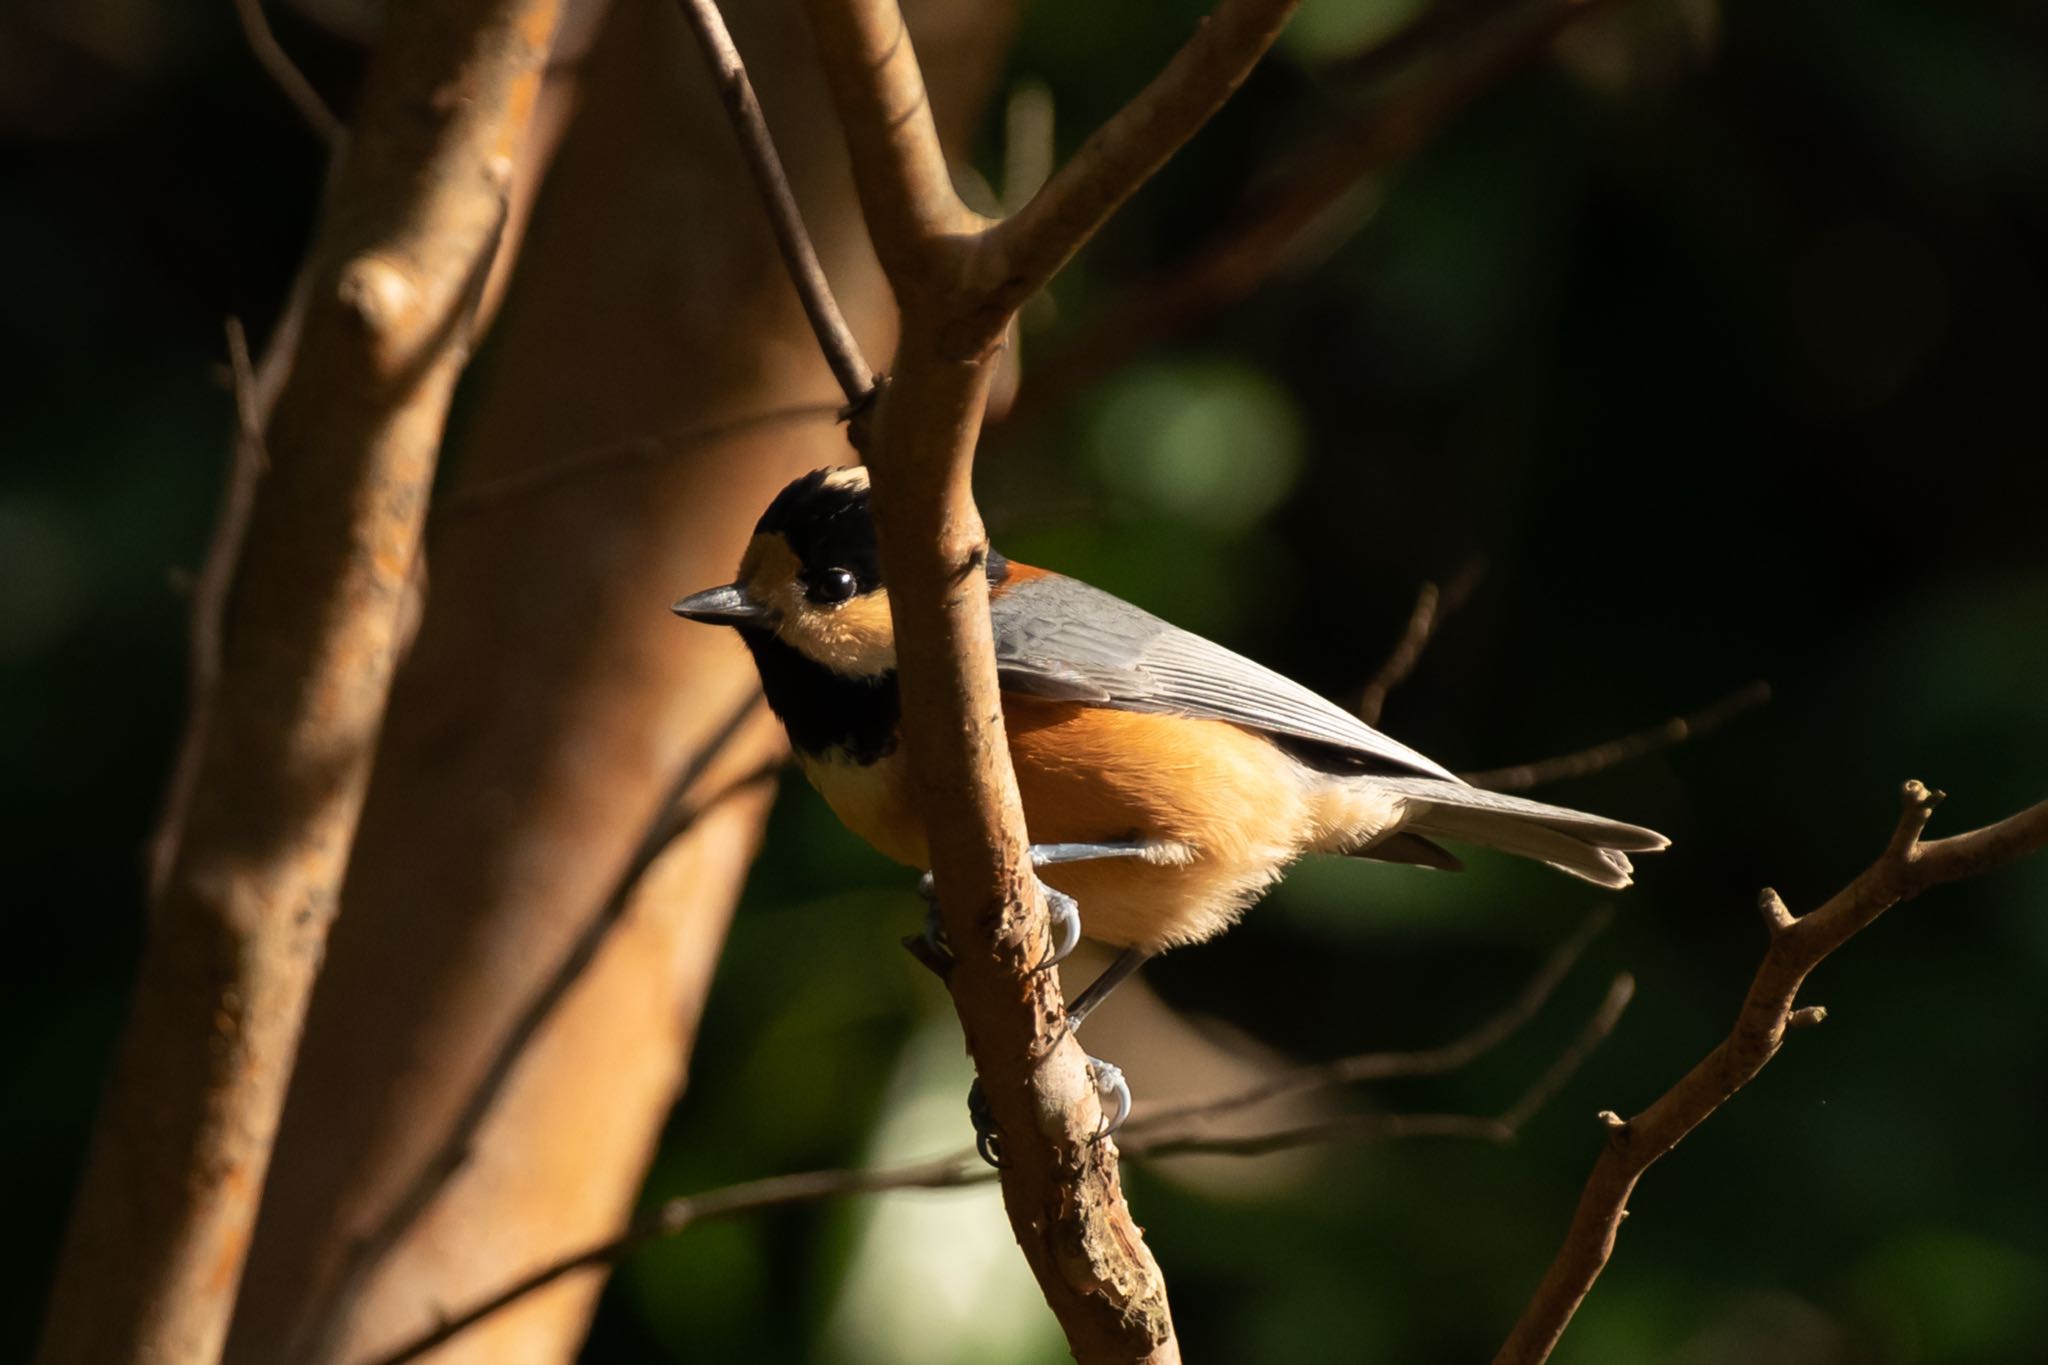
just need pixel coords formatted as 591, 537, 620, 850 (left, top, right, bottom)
782, 0, 1304, 1359
986, 0, 1302, 319
1494, 782, 2048, 1365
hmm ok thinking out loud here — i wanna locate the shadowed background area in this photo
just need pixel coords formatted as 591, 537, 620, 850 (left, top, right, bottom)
5, 0, 2047, 1361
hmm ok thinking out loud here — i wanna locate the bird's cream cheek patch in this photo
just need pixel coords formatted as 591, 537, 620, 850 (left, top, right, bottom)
741, 533, 898, 678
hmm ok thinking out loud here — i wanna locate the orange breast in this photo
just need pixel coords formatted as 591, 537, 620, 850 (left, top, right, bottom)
799, 695, 1330, 951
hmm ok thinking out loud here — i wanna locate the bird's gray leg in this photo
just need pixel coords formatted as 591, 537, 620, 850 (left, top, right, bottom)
914, 841, 1163, 1164
1026, 840, 1158, 968
965, 945, 1156, 1162
903, 872, 953, 978
1066, 946, 1153, 1031
1064, 945, 1153, 1140
903, 839, 1160, 977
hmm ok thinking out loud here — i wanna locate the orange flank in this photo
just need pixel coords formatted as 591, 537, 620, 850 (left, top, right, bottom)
798, 690, 1397, 951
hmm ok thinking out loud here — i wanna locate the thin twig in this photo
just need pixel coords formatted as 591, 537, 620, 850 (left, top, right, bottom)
1496, 972, 1635, 1132
358, 1155, 987, 1365
1129, 972, 1633, 1158
999, 0, 1606, 427
1357, 558, 1485, 726
985, 0, 1301, 324
230, 0, 345, 145
1494, 783, 2048, 1365
146, 319, 271, 905
361, 963, 1633, 1365
1462, 681, 1773, 792
431, 402, 842, 521
1359, 582, 1441, 727
1331, 0, 1550, 85
1140, 903, 1611, 1130
674, 0, 874, 405
295, 688, 772, 1364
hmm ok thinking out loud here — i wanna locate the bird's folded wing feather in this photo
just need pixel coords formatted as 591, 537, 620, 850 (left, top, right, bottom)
991, 572, 1459, 782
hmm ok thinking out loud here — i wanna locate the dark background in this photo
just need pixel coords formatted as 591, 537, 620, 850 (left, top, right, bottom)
6, 0, 2047, 1360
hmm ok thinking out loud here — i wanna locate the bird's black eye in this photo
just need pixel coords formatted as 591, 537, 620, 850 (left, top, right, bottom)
809, 567, 859, 604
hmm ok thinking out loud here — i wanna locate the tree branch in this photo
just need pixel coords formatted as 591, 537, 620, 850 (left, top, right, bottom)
998, 0, 1604, 427
1462, 681, 1773, 792
802, 0, 985, 287
289, 690, 773, 1363
361, 959, 1631, 1365
1357, 559, 1486, 726
230, 0, 344, 146
1494, 782, 2048, 1365
657, 0, 1307, 1355
431, 401, 843, 520
1130, 971, 1633, 1158
987, 0, 1302, 319
147, 318, 271, 904
36, 5, 562, 1364
1140, 902, 1611, 1131
673, 0, 875, 404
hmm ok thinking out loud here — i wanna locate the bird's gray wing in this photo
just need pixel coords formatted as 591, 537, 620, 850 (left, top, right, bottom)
990, 572, 1459, 781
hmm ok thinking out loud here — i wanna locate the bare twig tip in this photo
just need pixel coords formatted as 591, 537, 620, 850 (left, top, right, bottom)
1596, 1110, 1627, 1132
1757, 887, 1795, 933
1787, 1005, 1828, 1029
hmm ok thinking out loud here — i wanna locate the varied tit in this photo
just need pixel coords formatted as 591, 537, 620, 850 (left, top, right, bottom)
675, 466, 1667, 1148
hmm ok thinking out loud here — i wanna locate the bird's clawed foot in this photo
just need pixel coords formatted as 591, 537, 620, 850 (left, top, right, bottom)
901, 874, 953, 978
967, 1078, 1003, 1168
902, 869, 1081, 977
1088, 1055, 1132, 1139
967, 1054, 1133, 1169
1039, 882, 1082, 969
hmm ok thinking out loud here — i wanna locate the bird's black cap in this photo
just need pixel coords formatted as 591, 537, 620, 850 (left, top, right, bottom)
756, 467, 880, 590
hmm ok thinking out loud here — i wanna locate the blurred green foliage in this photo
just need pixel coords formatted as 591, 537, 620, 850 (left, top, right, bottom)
6, 0, 2048, 1360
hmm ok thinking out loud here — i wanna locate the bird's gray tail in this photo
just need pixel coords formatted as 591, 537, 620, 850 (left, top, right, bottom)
1366, 777, 1669, 890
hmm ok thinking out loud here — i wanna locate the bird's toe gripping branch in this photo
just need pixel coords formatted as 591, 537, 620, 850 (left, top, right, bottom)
968, 1053, 1132, 1170
1089, 1055, 1133, 1139
918, 841, 1159, 1164
905, 865, 1084, 976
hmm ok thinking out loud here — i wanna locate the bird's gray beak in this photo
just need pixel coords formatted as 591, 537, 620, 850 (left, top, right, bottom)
671, 583, 768, 626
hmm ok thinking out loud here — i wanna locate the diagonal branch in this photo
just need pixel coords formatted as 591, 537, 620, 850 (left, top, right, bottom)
288, 690, 772, 1363
986, 0, 1302, 318
1141, 902, 1611, 1131
1462, 681, 1772, 792
1357, 559, 1486, 725
230, 0, 344, 146
802, 0, 985, 286
1130, 971, 1633, 1158
1495, 782, 2048, 1365
147, 319, 271, 904
1000, 0, 1605, 426
674, 0, 875, 404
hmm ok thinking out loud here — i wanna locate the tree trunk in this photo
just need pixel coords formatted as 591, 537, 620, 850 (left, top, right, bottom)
222, 0, 1010, 1361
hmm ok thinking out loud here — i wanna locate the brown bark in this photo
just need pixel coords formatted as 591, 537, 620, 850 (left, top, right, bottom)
219, 1, 1010, 1362
37, 6, 561, 1365
795, 0, 1300, 1358
1495, 782, 2048, 1365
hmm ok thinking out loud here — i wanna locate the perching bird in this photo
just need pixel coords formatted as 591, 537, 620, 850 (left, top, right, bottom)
674, 466, 1667, 1147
